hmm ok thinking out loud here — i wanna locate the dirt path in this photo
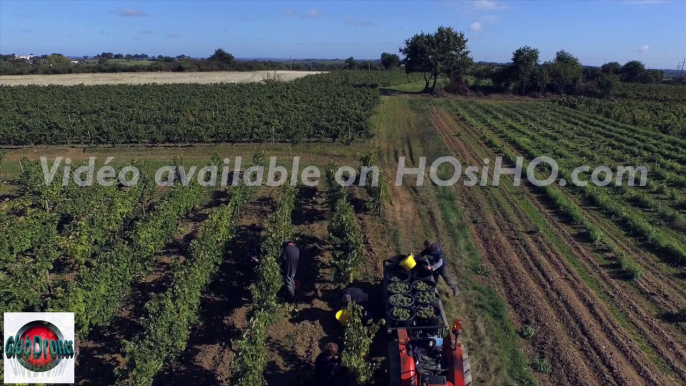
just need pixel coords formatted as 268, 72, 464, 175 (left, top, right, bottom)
430, 107, 677, 385
261, 185, 335, 386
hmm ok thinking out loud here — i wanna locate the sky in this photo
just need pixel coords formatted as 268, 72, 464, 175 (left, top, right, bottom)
1, 0, 685, 69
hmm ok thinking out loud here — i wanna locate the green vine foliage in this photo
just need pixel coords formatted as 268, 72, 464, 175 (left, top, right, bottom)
0, 71, 425, 146
328, 198, 364, 285
0, 160, 157, 329
230, 184, 296, 386
341, 303, 381, 385
324, 162, 347, 210
48, 182, 207, 335
358, 152, 386, 216
117, 186, 250, 385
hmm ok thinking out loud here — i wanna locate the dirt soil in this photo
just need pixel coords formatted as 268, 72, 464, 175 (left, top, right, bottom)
430, 105, 686, 385
155, 191, 276, 385
0, 71, 323, 86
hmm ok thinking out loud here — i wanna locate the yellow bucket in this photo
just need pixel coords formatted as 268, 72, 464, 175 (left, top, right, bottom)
336, 310, 351, 326
399, 254, 417, 271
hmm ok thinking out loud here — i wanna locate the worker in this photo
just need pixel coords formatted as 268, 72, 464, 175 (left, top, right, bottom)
340, 287, 368, 308
340, 287, 371, 322
314, 342, 343, 384
279, 240, 299, 300
420, 240, 459, 297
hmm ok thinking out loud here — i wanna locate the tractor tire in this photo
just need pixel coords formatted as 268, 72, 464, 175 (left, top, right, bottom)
462, 347, 473, 386
388, 342, 403, 386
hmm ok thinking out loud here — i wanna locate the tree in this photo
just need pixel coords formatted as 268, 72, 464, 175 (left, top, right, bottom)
101, 52, 114, 59
511, 46, 539, 95
399, 26, 472, 92
600, 61, 622, 75
47, 54, 70, 66
344, 57, 357, 69
596, 73, 619, 98
399, 32, 433, 90
531, 62, 552, 96
583, 66, 601, 82
209, 49, 235, 69
621, 60, 646, 83
549, 50, 582, 94
358, 60, 374, 70
380, 52, 399, 69
643, 69, 664, 84
114, 53, 124, 59
98, 57, 108, 65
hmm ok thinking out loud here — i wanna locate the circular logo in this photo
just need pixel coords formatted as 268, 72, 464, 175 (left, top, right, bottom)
14, 320, 65, 372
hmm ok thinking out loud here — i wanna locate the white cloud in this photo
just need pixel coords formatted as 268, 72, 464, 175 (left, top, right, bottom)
451, 0, 510, 17
469, 22, 483, 31
473, 0, 508, 10
165, 33, 180, 38
304, 9, 321, 18
284, 8, 296, 16
637, 44, 650, 53
110, 8, 149, 17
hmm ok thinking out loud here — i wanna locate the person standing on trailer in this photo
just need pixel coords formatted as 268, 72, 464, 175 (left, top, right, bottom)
420, 240, 459, 297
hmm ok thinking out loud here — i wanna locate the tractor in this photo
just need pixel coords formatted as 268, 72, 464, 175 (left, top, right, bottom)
384, 257, 472, 386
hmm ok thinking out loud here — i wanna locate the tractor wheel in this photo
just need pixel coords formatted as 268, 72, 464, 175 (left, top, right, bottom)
388, 342, 402, 386
462, 347, 473, 386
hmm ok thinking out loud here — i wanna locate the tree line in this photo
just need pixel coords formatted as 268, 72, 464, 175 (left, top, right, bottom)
0, 48, 407, 76
395, 26, 681, 96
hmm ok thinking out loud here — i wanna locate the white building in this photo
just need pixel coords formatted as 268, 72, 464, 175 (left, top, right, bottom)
15, 54, 35, 61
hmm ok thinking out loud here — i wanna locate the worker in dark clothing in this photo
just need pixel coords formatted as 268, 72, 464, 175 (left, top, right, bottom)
340, 287, 368, 308
420, 240, 459, 297
279, 241, 299, 300
340, 287, 371, 322
314, 342, 343, 385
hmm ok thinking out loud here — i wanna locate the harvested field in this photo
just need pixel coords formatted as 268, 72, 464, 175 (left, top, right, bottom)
0, 70, 322, 86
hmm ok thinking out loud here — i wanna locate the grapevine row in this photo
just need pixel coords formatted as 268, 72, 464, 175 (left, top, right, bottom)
553, 96, 686, 137
461, 100, 686, 265
48, 183, 207, 335
515, 103, 686, 189
329, 197, 365, 285
0, 162, 155, 328
230, 184, 296, 386
0, 71, 423, 146
492, 102, 686, 235
117, 185, 251, 385
340, 303, 381, 385
451, 101, 645, 278
487, 102, 686, 214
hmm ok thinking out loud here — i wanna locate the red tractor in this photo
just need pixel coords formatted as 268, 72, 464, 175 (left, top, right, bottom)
384, 258, 472, 386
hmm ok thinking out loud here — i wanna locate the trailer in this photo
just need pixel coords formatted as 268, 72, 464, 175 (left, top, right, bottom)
383, 258, 472, 386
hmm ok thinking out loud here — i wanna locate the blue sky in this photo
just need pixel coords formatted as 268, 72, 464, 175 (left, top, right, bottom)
1, 0, 685, 69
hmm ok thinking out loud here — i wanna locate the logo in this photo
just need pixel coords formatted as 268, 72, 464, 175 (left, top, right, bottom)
3, 313, 75, 384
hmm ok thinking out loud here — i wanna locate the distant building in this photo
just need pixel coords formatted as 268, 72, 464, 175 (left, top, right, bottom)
16, 54, 35, 61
